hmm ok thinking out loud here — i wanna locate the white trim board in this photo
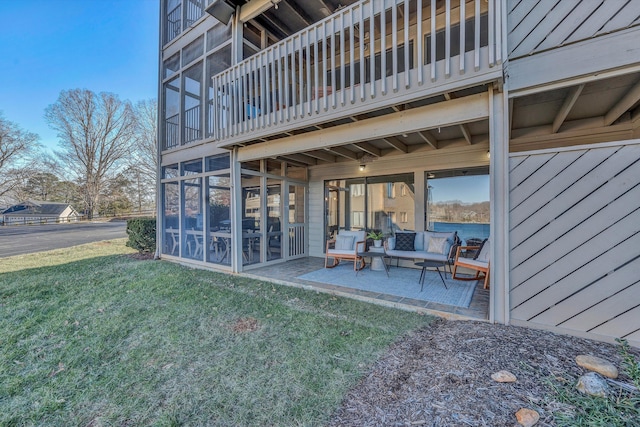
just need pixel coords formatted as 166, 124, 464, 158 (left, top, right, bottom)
507, 26, 640, 97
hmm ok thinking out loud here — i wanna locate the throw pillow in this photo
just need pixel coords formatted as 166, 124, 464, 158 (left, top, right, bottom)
423, 231, 454, 252
475, 238, 490, 261
427, 236, 449, 254
395, 232, 416, 251
387, 237, 396, 250
335, 235, 355, 250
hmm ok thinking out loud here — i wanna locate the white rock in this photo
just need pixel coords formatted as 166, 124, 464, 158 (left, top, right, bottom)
576, 372, 609, 397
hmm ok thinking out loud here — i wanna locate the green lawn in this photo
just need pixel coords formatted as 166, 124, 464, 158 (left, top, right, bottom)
0, 239, 432, 426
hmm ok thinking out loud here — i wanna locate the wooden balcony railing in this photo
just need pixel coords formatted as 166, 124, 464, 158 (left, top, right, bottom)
210, 0, 503, 147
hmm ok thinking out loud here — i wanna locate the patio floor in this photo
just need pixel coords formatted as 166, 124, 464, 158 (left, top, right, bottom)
241, 257, 490, 321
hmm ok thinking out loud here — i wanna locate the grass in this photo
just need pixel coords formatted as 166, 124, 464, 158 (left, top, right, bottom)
0, 239, 433, 426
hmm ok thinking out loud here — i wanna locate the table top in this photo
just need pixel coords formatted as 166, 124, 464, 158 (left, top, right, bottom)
415, 260, 445, 268
358, 251, 388, 257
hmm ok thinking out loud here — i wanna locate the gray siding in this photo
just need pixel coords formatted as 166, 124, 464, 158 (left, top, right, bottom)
508, 0, 640, 59
509, 140, 640, 347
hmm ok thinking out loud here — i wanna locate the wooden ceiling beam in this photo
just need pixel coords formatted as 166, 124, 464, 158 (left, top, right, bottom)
280, 153, 318, 165
604, 78, 640, 126
325, 146, 359, 160
383, 137, 408, 153
552, 84, 584, 133
353, 142, 381, 157
444, 92, 472, 144
417, 131, 438, 149
305, 150, 336, 162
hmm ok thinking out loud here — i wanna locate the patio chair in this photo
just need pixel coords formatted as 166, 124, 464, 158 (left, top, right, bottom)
452, 238, 490, 289
325, 230, 366, 271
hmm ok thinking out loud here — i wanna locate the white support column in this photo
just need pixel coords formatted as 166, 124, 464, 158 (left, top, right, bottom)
488, 84, 510, 324
231, 147, 243, 272
232, 7, 243, 65
414, 169, 425, 231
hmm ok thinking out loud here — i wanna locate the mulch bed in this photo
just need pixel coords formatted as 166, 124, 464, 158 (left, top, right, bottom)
328, 319, 639, 426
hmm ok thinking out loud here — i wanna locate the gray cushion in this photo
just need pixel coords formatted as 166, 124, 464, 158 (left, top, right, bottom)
427, 236, 449, 254
335, 235, 355, 250
395, 232, 415, 251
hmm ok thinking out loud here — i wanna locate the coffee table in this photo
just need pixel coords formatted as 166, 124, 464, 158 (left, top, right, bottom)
414, 260, 447, 291
357, 251, 390, 277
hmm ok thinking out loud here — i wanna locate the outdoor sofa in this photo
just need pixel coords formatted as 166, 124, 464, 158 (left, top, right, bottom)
384, 230, 459, 276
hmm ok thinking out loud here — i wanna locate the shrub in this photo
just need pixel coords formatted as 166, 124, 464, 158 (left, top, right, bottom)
126, 217, 156, 253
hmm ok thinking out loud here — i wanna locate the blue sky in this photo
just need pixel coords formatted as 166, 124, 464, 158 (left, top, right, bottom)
429, 175, 489, 204
0, 0, 159, 152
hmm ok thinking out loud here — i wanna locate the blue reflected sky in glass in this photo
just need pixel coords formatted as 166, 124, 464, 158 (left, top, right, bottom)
428, 175, 490, 204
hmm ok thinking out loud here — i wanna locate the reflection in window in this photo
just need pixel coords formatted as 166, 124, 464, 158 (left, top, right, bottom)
426, 169, 490, 244
163, 77, 180, 150
183, 63, 202, 144
207, 174, 231, 265
325, 173, 414, 246
242, 174, 261, 265
162, 181, 180, 256
182, 178, 203, 260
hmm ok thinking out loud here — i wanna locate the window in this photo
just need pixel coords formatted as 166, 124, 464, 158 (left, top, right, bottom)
164, 0, 181, 44
182, 36, 204, 67
163, 53, 180, 79
387, 182, 395, 199
400, 212, 408, 223
425, 168, 490, 244
351, 183, 365, 197
183, 63, 203, 144
352, 211, 364, 227
325, 173, 414, 246
207, 21, 232, 52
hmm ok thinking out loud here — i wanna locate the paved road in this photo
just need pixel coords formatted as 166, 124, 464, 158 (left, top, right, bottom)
0, 222, 128, 258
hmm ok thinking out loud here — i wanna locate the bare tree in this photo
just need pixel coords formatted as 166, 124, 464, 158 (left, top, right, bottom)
45, 89, 136, 218
0, 113, 39, 203
125, 99, 158, 211
131, 99, 158, 177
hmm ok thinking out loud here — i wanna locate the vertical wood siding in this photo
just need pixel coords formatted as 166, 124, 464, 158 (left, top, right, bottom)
508, 0, 640, 59
509, 140, 640, 346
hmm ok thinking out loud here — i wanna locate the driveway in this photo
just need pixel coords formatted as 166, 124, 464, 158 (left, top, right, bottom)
0, 221, 128, 258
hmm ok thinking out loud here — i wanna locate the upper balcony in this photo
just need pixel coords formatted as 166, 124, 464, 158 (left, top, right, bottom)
207, 0, 503, 149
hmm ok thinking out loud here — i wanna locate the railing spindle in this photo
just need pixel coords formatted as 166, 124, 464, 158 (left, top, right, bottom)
340, 12, 346, 106
475, 0, 480, 70
322, 20, 328, 111
460, 0, 465, 73
445, 0, 451, 77
359, 3, 365, 100
306, 29, 312, 115
431, 0, 436, 81
284, 41, 290, 122
381, 0, 386, 95
292, 37, 298, 119
392, 1, 398, 91
370, 0, 376, 98
417, 0, 423, 85
404, 0, 410, 88
350, 8, 355, 103
488, 0, 494, 66
331, 17, 337, 108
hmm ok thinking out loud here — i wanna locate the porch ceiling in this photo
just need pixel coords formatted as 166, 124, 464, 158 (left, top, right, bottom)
237, 85, 491, 165
510, 71, 640, 151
